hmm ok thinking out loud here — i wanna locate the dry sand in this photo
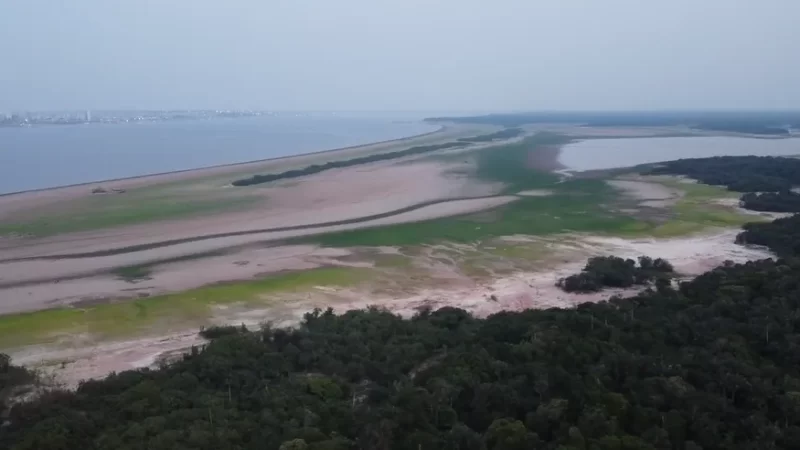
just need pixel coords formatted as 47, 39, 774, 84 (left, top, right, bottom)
713, 197, 794, 221
10, 227, 775, 388
0, 123, 527, 315
516, 189, 554, 197
0, 124, 479, 219
0, 195, 517, 314
606, 179, 683, 207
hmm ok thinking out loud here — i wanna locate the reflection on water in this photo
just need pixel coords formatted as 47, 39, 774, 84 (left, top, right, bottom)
559, 136, 800, 171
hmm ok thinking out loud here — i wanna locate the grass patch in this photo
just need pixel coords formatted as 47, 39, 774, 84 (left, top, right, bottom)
0, 267, 371, 349
308, 179, 637, 247
111, 265, 153, 282
372, 253, 414, 268
640, 177, 761, 237
472, 133, 567, 193
109, 250, 230, 282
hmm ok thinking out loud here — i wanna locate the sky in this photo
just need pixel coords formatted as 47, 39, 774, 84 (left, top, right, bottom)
1, 0, 799, 112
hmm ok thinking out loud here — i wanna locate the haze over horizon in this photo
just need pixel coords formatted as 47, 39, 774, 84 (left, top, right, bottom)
2, 0, 799, 112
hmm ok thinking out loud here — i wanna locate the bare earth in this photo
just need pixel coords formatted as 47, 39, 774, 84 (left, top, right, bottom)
606, 179, 684, 208
0, 124, 517, 314
0, 124, 781, 388
9, 228, 774, 388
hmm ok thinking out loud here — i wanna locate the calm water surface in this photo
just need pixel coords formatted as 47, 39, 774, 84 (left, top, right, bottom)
559, 136, 800, 171
0, 116, 438, 194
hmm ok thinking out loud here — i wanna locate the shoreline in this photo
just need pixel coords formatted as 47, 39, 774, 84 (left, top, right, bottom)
0, 124, 447, 197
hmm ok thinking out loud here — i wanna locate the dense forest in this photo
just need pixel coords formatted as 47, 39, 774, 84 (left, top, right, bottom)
737, 215, 800, 258
4, 256, 800, 449
0, 354, 35, 416
740, 192, 800, 213
647, 156, 800, 193
648, 155, 800, 261
4, 155, 800, 449
557, 256, 674, 293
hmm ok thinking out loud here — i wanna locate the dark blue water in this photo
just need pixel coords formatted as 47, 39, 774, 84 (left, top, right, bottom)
0, 116, 438, 194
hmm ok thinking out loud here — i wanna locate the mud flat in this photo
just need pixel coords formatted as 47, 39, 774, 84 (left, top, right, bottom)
0, 196, 517, 315
0, 127, 524, 315
8, 226, 775, 388
607, 179, 683, 207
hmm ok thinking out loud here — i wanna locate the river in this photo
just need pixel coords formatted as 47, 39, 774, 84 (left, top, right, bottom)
559, 136, 800, 171
0, 115, 438, 194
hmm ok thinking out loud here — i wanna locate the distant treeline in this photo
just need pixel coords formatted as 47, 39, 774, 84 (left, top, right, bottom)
692, 123, 790, 135
427, 111, 800, 135
647, 156, 800, 193
457, 127, 523, 143
741, 191, 800, 213
231, 129, 522, 187
231, 141, 468, 186
557, 255, 674, 293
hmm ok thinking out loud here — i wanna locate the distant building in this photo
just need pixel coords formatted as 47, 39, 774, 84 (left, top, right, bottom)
85, 110, 92, 122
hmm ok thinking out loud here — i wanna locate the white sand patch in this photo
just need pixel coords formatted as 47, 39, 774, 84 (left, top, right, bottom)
579, 229, 773, 275
11, 331, 207, 388
676, 176, 699, 184
516, 189, 554, 197
607, 179, 683, 207
11, 228, 776, 388
713, 198, 793, 221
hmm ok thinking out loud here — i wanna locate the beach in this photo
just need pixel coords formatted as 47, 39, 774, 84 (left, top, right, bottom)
0, 122, 509, 314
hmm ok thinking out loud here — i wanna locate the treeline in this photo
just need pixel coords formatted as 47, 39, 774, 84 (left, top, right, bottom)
7, 255, 800, 449
647, 155, 800, 260
457, 128, 523, 143
648, 156, 800, 192
741, 191, 800, 213
232, 128, 524, 187
692, 123, 790, 136
0, 354, 36, 415
737, 214, 800, 257
426, 111, 800, 134
557, 255, 674, 293
232, 141, 468, 186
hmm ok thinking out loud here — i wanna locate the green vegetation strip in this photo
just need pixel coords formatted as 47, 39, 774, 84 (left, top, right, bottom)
308, 179, 639, 247
231, 128, 524, 187
641, 178, 762, 238
0, 267, 371, 349
0, 195, 505, 263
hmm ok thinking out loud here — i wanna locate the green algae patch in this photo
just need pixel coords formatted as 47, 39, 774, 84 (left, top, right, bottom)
0, 267, 372, 350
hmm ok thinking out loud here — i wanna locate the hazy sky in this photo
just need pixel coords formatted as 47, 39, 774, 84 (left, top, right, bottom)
2, 0, 798, 111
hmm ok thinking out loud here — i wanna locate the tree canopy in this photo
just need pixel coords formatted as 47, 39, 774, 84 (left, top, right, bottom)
4, 154, 800, 449
647, 156, 800, 193
557, 256, 674, 293
3, 254, 800, 449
